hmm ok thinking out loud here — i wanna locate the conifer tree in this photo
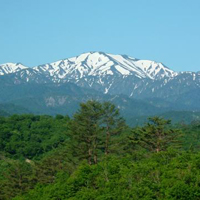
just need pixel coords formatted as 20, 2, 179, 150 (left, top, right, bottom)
69, 100, 103, 165
101, 102, 125, 155
69, 100, 126, 164
130, 117, 182, 152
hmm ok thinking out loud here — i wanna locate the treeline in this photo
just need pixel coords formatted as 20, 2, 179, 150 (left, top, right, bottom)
0, 100, 200, 199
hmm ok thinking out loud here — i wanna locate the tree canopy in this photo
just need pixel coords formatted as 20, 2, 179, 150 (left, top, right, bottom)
0, 101, 200, 199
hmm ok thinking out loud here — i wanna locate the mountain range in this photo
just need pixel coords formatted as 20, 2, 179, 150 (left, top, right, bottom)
0, 52, 200, 125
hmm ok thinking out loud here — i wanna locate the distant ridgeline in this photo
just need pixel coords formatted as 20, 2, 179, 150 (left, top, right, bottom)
0, 52, 200, 125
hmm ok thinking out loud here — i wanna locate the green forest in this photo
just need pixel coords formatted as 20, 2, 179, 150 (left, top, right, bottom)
1, 100, 200, 200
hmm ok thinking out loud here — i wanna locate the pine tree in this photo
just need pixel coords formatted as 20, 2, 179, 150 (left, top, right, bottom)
130, 117, 182, 152
101, 102, 125, 155
69, 100, 103, 165
69, 100, 126, 164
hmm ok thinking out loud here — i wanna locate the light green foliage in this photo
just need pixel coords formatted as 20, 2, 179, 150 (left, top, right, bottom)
0, 101, 200, 199
13, 152, 200, 200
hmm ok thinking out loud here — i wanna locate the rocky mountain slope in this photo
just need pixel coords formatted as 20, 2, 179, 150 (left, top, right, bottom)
0, 52, 200, 124
1, 52, 199, 99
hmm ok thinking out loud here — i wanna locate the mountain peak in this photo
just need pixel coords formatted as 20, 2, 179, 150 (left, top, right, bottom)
0, 62, 27, 75
0, 52, 176, 80
1, 52, 199, 100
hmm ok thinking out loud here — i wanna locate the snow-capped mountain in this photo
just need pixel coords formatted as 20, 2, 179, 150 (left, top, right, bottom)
32, 52, 176, 81
0, 52, 200, 120
0, 52, 176, 79
0, 63, 27, 75
0, 51, 199, 100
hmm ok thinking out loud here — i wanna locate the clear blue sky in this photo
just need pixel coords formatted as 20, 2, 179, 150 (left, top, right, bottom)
0, 0, 200, 72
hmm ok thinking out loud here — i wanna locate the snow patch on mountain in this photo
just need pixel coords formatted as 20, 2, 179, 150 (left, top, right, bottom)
1, 52, 200, 100
29, 52, 177, 82
0, 52, 177, 80
0, 63, 27, 75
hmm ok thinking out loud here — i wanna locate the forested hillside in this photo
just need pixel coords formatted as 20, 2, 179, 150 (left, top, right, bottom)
0, 101, 200, 200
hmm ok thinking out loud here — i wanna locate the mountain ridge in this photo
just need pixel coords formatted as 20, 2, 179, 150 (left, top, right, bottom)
0, 52, 199, 99
0, 51, 185, 97
0, 52, 177, 79
0, 51, 199, 123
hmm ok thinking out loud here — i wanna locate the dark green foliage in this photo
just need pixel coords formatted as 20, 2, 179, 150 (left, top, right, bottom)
0, 159, 35, 200
130, 117, 182, 152
69, 100, 103, 165
0, 101, 200, 199
180, 122, 200, 151
69, 100, 125, 165
101, 102, 126, 155
13, 152, 200, 200
0, 114, 70, 159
